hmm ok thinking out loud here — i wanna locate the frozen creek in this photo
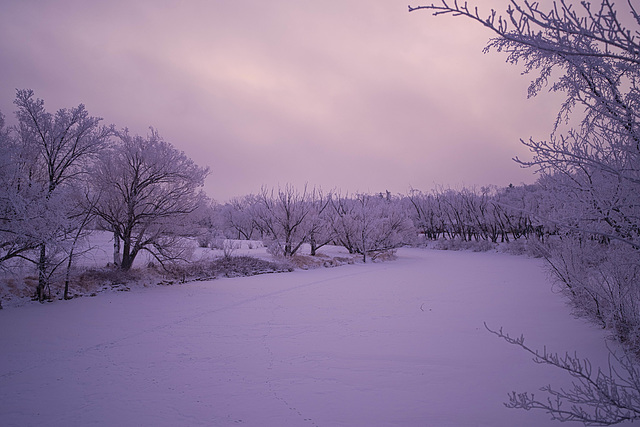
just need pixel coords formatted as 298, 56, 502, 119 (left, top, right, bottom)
0, 248, 614, 426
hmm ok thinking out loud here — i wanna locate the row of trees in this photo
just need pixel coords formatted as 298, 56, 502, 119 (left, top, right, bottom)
410, 0, 640, 424
0, 89, 208, 301
209, 184, 545, 260
405, 184, 545, 243
211, 186, 416, 262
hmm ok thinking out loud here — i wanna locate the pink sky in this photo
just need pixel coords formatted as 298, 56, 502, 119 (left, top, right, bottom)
0, 0, 562, 201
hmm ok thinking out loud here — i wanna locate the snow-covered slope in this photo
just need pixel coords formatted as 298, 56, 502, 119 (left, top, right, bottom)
0, 248, 613, 426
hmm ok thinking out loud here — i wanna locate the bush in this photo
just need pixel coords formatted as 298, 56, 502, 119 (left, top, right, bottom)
264, 240, 285, 257
196, 231, 214, 248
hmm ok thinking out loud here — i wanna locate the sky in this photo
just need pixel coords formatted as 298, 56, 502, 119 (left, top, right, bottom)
0, 0, 563, 202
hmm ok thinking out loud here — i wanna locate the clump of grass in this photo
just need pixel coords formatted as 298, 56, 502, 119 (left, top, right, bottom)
162, 255, 292, 283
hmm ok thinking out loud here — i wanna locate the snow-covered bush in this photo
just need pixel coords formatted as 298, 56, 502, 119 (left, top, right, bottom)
264, 239, 285, 258
214, 239, 241, 259
498, 239, 543, 258
196, 232, 215, 249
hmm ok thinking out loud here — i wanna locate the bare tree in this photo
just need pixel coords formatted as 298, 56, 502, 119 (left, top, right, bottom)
91, 128, 209, 270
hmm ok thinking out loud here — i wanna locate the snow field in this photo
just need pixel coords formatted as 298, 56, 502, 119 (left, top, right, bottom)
0, 248, 617, 426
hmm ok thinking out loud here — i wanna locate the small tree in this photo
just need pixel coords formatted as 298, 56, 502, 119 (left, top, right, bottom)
92, 128, 209, 270
219, 195, 260, 240
331, 193, 414, 262
305, 187, 334, 256
253, 184, 310, 257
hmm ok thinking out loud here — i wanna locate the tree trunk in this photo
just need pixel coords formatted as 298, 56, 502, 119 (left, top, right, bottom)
64, 246, 74, 300
121, 234, 135, 270
113, 231, 121, 266
37, 244, 47, 302
310, 238, 317, 256
120, 243, 137, 271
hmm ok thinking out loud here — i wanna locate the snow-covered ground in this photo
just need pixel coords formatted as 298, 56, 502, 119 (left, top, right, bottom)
0, 247, 621, 426
70, 232, 274, 268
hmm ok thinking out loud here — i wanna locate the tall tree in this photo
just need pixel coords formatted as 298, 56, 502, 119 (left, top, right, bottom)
11, 89, 112, 301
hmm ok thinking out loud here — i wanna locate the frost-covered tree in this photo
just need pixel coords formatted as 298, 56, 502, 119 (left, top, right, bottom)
91, 128, 209, 270
405, 185, 539, 244
219, 195, 260, 241
253, 185, 310, 257
305, 187, 334, 256
405, 189, 445, 241
8, 90, 112, 300
0, 111, 40, 264
495, 184, 545, 241
410, 1, 640, 423
331, 193, 414, 262
328, 193, 360, 255
433, 187, 476, 241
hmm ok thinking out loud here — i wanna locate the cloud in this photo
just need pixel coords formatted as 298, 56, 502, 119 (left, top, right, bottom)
0, 0, 558, 201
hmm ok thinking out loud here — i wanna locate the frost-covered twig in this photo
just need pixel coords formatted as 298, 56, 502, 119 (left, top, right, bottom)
485, 323, 640, 425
